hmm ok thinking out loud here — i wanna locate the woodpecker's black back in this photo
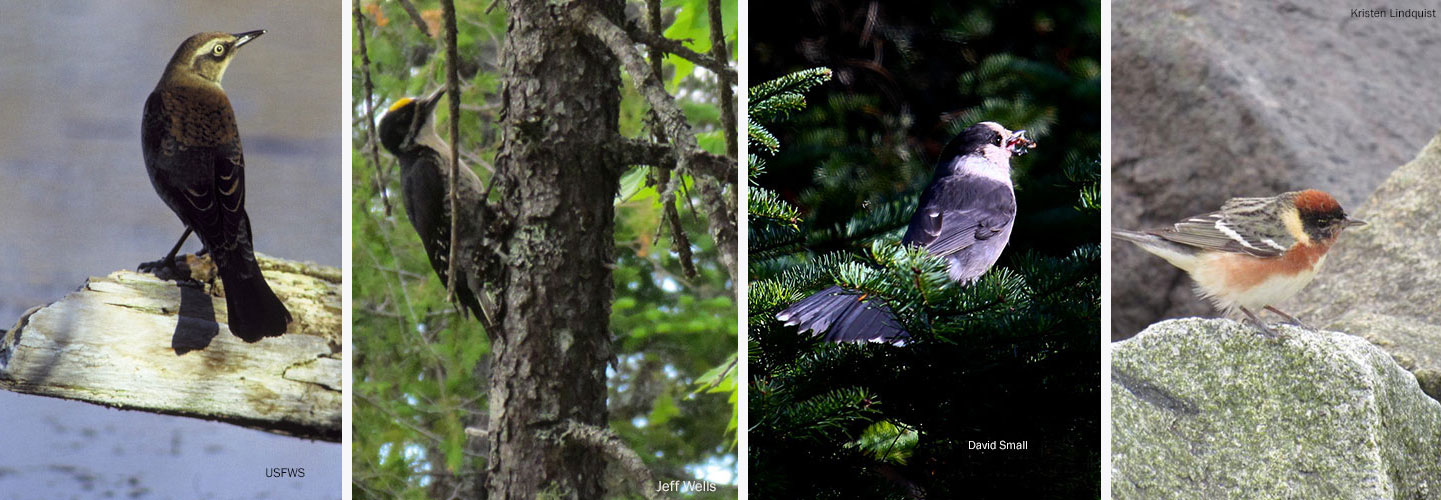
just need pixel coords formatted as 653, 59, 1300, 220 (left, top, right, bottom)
142, 31, 291, 342
777, 122, 1023, 342
377, 91, 486, 319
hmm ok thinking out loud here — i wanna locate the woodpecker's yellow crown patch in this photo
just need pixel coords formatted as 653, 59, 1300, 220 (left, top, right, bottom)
388, 97, 415, 112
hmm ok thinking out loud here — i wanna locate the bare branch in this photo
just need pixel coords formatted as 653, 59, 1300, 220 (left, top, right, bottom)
560, 421, 668, 500
442, 0, 462, 305
707, 0, 737, 156
622, 23, 737, 83
613, 138, 734, 181
703, 0, 739, 282
395, 0, 433, 37
354, 5, 393, 215
568, 4, 697, 199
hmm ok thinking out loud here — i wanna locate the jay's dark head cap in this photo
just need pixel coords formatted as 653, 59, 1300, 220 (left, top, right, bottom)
941, 121, 1036, 163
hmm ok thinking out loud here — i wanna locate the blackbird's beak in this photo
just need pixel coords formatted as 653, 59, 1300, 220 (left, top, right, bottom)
232, 30, 266, 49
1344, 216, 1367, 228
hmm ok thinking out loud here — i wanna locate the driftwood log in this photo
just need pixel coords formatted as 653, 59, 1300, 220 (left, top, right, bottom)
0, 253, 341, 441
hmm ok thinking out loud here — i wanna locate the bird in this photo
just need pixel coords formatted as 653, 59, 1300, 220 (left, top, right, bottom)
376, 87, 490, 323
141, 30, 292, 342
1113, 189, 1366, 336
776, 121, 1036, 342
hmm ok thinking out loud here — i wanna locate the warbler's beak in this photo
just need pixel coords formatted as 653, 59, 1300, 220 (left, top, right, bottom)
232, 30, 266, 49
1006, 130, 1036, 156
1344, 216, 1367, 228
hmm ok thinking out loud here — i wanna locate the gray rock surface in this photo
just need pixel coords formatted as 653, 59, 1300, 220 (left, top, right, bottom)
1285, 133, 1441, 400
1111, 0, 1441, 339
1112, 318, 1441, 499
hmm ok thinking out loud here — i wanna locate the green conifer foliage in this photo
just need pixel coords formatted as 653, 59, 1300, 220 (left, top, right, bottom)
748, 2, 1100, 495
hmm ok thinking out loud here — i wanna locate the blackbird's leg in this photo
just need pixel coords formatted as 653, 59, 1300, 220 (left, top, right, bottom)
138, 228, 193, 277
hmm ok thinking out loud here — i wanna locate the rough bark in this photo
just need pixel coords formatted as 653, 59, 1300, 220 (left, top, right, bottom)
0, 254, 341, 441
485, 0, 622, 497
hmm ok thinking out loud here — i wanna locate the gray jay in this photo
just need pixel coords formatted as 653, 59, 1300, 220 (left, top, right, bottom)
776, 121, 1035, 342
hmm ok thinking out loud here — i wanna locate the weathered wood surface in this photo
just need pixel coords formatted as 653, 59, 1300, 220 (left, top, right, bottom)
0, 254, 341, 441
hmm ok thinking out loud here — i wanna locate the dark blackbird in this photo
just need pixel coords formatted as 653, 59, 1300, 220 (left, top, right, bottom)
376, 88, 487, 319
141, 30, 291, 341
776, 122, 1035, 342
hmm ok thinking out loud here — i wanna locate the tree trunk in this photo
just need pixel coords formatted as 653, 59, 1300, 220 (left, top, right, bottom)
487, 0, 621, 498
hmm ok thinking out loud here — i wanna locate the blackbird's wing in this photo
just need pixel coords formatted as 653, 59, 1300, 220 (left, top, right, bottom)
144, 89, 253, 261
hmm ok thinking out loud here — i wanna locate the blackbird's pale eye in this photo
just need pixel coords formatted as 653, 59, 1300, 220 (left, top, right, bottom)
213, 44, 225, 56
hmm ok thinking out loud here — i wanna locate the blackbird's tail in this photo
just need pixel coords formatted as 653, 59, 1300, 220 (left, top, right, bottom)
217, 251, 292, 342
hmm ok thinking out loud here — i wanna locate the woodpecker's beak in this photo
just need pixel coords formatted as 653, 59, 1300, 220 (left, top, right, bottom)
1344, 216, 1367, 228
1006, 130, 1036, 156
232, 30, 266, 49
417, 87, 447, 117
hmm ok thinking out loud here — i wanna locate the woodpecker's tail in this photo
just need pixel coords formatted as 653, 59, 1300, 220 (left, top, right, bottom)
217, 251, 292, 342
1111, 228, 1202, 272
776, 286, 907, 342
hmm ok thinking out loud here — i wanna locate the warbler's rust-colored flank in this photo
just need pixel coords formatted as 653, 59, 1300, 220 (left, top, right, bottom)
1216, 240, 1331, 289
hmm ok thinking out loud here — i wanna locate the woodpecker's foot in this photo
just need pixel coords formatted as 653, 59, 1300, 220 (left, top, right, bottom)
1264, 306, 1314, 331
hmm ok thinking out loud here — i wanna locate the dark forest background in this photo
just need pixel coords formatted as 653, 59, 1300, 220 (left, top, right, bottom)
749, 1, 1101, 497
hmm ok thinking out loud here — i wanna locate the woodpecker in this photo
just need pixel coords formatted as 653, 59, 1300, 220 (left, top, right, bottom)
376, 88, 489, 322
1114, 189, 1365, 336
141, 30, 291, 342
777, 122, 1036, 342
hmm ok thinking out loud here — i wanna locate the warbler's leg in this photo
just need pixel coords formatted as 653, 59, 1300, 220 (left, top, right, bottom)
1264, 305, 1314, 331
1239, 306, 1280, 338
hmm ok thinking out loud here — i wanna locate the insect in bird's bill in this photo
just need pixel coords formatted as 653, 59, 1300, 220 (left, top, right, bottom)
141, 30, 292, 342
1113, 189, 1366, 337
776, 122, 1036, 342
